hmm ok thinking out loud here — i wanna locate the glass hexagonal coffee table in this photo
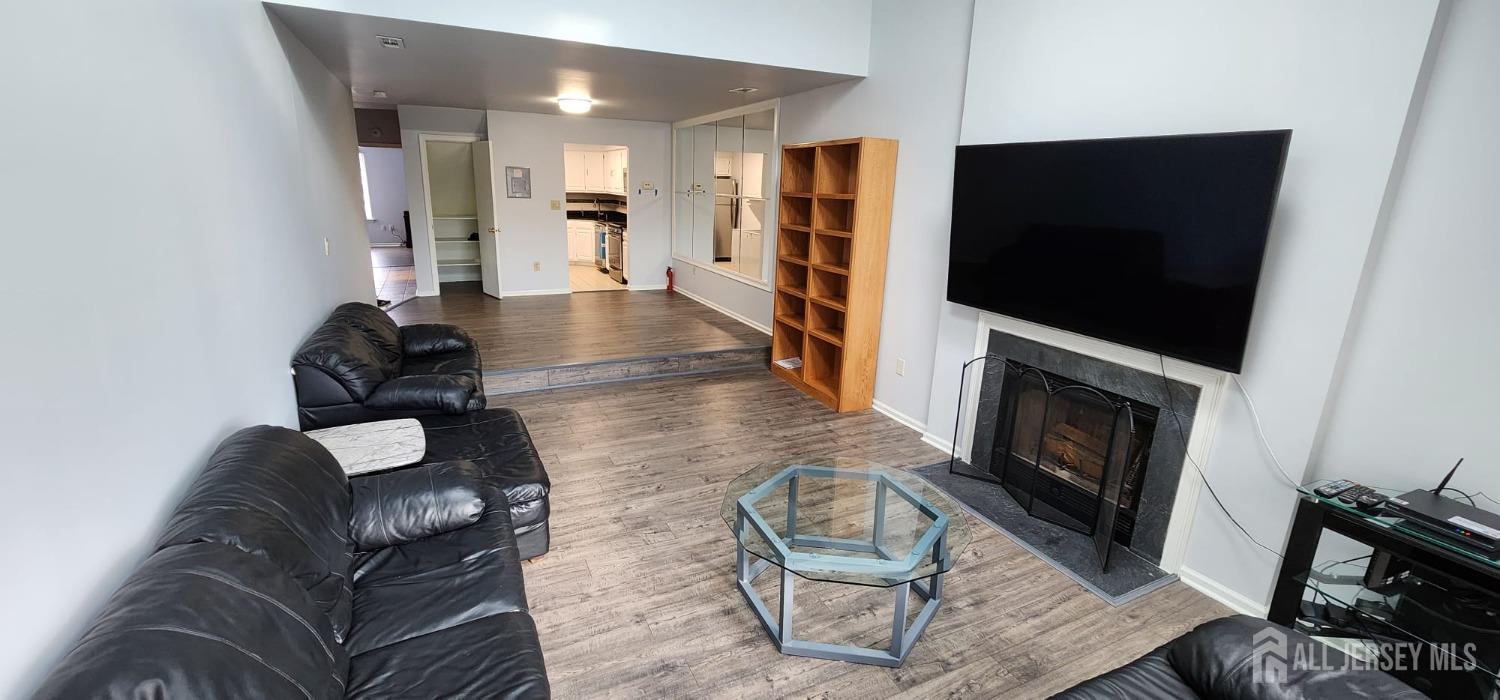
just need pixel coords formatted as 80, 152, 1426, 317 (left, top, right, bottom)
720, 458, 970, 667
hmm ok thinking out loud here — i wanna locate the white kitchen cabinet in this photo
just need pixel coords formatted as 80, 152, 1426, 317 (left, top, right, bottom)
566, 220, 595, 262
738, 229, 763, 278
583, 151, 605, 191
603, 150, 623, 193
564, 151, 587, 191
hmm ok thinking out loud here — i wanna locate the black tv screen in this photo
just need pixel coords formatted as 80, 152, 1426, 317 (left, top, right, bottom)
947, 130, 1291, 373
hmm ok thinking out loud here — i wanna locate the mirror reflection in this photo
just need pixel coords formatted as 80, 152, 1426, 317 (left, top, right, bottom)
673, 107, 776, 281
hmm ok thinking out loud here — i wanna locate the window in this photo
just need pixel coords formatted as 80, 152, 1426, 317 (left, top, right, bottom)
358, 151, 374, 221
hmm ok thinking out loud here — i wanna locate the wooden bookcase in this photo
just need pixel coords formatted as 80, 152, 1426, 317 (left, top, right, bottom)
770, 137, 898, 412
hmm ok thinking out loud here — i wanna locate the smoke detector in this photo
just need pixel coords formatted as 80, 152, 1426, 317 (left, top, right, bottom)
376, 35, 405, 49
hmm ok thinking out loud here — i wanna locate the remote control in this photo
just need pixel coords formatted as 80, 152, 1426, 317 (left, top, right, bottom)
1314, 480, 1356, 499
1337, 485, 1376, 505
1354, 491, 1387, 512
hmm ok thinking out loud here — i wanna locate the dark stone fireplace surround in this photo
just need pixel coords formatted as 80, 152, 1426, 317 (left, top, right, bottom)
962, 329, 1201, 565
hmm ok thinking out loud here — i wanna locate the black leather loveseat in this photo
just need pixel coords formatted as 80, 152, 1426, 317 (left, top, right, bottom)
293, 302, 486, 430
34, 426, 549, 698
1054, 615, 1421, 699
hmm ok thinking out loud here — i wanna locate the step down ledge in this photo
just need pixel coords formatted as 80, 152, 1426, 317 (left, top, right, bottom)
483, 346, 771, 396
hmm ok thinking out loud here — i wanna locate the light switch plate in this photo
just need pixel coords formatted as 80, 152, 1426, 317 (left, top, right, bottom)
550, 200, 561, 210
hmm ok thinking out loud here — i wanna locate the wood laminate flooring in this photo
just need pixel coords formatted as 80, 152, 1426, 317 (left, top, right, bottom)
390, 282, 769, 372
509, 369, 1230, 698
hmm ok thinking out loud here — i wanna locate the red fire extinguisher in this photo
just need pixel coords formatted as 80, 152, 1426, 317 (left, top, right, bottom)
666, 266, 674, 293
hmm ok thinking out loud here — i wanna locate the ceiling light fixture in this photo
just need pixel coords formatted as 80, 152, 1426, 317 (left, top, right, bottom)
372, 90, 388, 99
557, 97, 593, 114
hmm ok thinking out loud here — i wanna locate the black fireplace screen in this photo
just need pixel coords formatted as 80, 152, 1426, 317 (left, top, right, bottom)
958, 360, 1158, 572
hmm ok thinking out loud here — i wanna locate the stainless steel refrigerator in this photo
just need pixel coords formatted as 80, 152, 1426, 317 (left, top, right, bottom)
713, 176, 737, 262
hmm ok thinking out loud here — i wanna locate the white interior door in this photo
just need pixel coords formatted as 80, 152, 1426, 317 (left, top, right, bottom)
472, 141, 502, 298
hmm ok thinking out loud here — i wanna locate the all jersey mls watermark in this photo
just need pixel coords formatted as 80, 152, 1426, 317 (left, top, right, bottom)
1252, 626, 1481, 685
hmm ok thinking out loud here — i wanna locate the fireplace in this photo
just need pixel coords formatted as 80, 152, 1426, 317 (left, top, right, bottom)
979, 361, 1160, 570
946, 326, 1205, 581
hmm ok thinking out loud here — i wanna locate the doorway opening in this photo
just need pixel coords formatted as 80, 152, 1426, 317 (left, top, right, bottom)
563, 143, 629, 292
358, 145, 416, 308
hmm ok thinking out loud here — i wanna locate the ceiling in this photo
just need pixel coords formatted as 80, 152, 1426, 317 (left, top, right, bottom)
268, 4, 860, 123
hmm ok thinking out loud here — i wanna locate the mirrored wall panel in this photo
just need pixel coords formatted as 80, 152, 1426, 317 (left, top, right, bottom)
673, 107, 776, 282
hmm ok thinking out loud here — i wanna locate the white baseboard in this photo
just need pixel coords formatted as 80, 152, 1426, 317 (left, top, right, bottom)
628, 283, 668, 291
502, 288, 572, 297
872, 399, 926, 434
1177, 565, 1269, 617
921, 431, 955, 456
673, 286, 772, 335
416, 288, 440, 297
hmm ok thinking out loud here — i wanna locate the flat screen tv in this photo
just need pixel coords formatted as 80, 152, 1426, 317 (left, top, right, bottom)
947, 130, 1291, 373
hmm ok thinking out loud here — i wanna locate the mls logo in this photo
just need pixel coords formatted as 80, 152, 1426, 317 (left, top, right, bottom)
1252, 627, 1290, 685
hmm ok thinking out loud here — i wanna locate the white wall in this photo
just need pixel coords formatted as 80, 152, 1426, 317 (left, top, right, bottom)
360, 145, 408, 245
397, 104, 486, 293
776, 0, 975, 426
924, 0, 1443, 610
485, 110, 671, 293
1312, 0, 1499, 498
269, 0, 873, 76
0, 2, 370, 696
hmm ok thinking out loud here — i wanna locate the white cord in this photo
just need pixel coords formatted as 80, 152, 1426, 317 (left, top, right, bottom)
1230, 374, 1304, 489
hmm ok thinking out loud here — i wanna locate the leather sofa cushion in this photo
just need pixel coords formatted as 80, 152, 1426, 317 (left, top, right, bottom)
328, 302, 403, 369
34, 542, 350, 700
401, 323, 478, 357
1055, 615, 1426, 700
350, 461, 486, 550
402, 347, 484, 387
419, 410, 551, 515
1050, 647, 1197, 699
1166, 616, 1426, 700
347, 612, 549, 699
157, 426, 356, 641
344, 486, 528, 655
294, 324, 395, 401
365, 375, 477, 414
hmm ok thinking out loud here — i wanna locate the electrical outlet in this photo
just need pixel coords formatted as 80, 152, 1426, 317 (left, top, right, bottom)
323, 237, 330, 256
533, 261, 541, 272
550, 200, 561, 210
895, 358, 906, 376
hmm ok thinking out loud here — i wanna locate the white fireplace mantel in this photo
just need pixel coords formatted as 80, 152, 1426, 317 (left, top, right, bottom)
950, 311, 1231, 575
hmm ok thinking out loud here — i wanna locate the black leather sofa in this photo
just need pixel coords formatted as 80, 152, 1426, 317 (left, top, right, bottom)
293, 302, 486, 430
419, 409, 552, 560
1053, 615, 1422, 699
34, 426, 549, 699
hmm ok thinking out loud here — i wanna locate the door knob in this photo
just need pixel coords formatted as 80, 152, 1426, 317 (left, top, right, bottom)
488, 227, 499, 234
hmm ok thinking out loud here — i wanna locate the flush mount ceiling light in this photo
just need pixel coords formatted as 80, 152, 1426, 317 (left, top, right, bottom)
557, 97, 593, 114
372, 90, 388, 99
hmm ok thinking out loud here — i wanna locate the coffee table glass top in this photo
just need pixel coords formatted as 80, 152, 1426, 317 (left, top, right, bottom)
720, 458, 971, 587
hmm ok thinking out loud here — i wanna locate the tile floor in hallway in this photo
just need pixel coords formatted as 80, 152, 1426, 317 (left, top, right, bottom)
370, 246, 416, 308
569, 263, 627, 292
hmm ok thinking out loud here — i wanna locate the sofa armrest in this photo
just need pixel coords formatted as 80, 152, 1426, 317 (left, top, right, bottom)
401, 323, 477, 357
365, 375, 475, 413
349, 461, 487, 551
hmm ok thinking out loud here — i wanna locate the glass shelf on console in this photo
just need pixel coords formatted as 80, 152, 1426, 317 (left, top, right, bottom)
1299, 480, 1500, 572
1292, 558, 1499, 694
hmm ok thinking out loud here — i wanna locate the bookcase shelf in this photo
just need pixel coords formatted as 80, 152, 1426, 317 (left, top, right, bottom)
769, 136, 898, 412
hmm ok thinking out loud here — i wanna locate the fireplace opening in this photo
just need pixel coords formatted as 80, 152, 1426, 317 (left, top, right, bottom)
980, 361, 1160, 569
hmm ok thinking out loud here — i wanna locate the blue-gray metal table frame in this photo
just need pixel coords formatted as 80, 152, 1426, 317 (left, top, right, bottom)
732, 465, 950, 667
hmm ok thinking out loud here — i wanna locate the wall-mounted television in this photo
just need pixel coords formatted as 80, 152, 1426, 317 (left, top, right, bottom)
947, 130, 1291, 373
